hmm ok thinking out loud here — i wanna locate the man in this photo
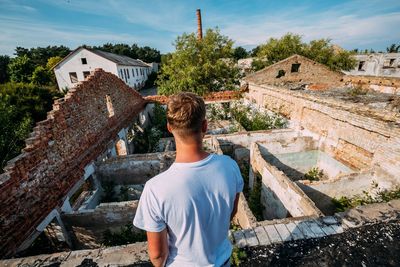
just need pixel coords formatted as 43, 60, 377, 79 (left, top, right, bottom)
133, 92, 244, 267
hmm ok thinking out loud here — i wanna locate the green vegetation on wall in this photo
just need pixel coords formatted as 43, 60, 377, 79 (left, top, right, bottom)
332, 186, 400, 212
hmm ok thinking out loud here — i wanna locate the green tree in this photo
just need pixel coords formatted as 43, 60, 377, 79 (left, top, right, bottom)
0, 55, 10, 83
14, 45, 70, 67
93, 43, 161, 63
0, 102, 32, 171
233, 46, 249, 60
387, 43, 400, 53
253, 33, 356, 71
8, 55, 34, 83
31, 66, 52, 85
46, 56, 63, 69
157, 28, 240, 95
0, 82, 62, 172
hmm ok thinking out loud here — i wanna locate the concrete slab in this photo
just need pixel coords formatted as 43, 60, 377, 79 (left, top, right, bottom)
253, 226, 271, 246
264, 225, 282, 243
304, 220, 327, 238
274, 223, 293, 242
295, 221, 317, 239
243, 228, 259, 247
285, 222, 305, 241
233, 230, 247, 248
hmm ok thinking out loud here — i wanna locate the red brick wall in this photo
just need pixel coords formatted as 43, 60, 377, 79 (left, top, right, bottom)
0, 69, 146, 258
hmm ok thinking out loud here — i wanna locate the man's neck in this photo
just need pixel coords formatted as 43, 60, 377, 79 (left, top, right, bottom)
175, 140, 209, 163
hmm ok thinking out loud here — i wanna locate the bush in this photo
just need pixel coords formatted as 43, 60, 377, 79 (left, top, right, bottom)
304, 167, 324, 181
230, 246, 247, 266
332, 186, 400, 212
102, 224, 147, 246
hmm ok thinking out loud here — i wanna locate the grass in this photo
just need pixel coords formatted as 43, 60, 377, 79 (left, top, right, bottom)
332, 186, 400, 212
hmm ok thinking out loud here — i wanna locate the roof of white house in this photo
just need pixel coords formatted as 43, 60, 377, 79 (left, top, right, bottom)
53, 46, 150, 69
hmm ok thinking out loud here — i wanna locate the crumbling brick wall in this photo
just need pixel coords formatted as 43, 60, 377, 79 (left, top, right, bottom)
245, 54, 344, 89
344, 75, 400, 94
0, 69, 146, 258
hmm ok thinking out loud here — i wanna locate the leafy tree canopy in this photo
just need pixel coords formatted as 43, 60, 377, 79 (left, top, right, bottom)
0, 83, 63, 172
8, 54, 35, 83
14, 45, 71, 67
157, 28, 240, 95
387, 43, 400, 53
0, 55, 10, 83
31, 66, 52, 86
233, 46, 249, 60
46, 56, 63, 69
253, 33, 356, 71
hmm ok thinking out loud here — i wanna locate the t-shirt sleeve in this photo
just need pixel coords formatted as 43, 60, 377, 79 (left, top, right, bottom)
133, 183, 166, 232
233, 161, 244, 193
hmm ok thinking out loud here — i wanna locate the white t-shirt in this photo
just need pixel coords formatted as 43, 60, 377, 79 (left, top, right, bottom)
133, 154, 244, 267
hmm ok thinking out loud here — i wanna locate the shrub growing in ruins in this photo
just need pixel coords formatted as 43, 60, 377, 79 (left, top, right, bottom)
304, 167, 324, 181
131, 103, 171, 153
157, 28, 240, 95
252, 33, 356, 71
332, 186, 400, 212
230, 246, 247, 266
102, 223, 147, 246
230, 103, 287, 131
348, 85, 369, 96
249, 173, 264, 221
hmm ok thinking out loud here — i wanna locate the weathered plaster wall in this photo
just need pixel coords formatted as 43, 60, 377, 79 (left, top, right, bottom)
251, 143, 323, 219
0, 69, 146, 258
62, 201, 139, 249
247, 83, 400, 178
245, 54, 343, 89
96, 152, 175, 185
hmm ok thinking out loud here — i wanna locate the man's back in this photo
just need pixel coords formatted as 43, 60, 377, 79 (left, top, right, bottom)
134, 154, 243, 266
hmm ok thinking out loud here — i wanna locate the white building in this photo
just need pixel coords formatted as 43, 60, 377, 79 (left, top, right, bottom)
344, 53, 400, 78
53, 47, 152, 91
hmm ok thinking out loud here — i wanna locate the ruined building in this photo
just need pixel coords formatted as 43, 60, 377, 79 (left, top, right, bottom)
1, 59, 400, 265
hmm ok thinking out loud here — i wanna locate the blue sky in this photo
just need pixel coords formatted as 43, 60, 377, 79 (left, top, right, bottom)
0, 0, 399, 56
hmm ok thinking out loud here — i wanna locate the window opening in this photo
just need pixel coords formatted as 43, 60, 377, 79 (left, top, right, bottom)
291, 63, 301, 73
69, 72, 78, 83
276, 69, 286, 78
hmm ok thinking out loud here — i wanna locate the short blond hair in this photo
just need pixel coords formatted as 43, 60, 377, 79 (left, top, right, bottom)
167, 92, 206, 136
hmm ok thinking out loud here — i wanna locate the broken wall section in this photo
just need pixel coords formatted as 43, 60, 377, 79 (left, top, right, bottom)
251, 142, 322, 220
0, 69, 146, 258
246, 83, 400, 178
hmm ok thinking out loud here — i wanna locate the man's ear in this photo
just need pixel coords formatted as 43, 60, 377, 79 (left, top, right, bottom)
167, 122, 173, 133
201, 119, 208, 134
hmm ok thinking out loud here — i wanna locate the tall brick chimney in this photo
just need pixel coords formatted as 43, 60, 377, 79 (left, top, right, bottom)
196, 9, 203, 40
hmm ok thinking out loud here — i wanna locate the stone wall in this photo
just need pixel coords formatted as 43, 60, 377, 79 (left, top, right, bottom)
344, 75, 400, 94
62, 201, 139, 249
0, 69, 146, 258
247, 83, 400, 178
96, 152, 175, 185
244, 54, 344, 89
251, 143, 323, 219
